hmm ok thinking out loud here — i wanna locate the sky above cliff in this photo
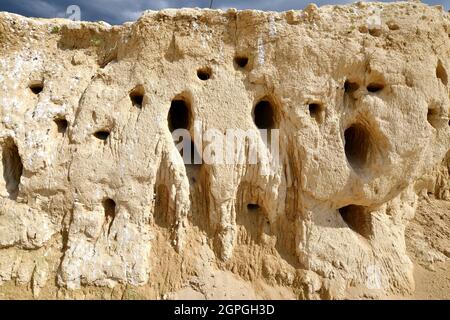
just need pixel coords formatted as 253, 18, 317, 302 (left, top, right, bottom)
0, 0, 448, 25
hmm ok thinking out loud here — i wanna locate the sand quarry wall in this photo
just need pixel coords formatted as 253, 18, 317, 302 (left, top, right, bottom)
0, 1, 449, 299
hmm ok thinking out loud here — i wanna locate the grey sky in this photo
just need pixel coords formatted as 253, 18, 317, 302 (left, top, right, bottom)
0, 0, 448, 25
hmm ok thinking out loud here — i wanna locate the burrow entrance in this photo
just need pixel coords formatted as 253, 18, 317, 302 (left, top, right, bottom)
29, 80, 44, 95
338, 205, 373, 239
308, 103, 325, 124
234, 55, 249, 69
168, 98, 191, 132
94, 130, 110, 141
54, 118, 68, 134
102, 198, 116, 235
253, 100, 276, 130
197, 67, 212, 81
1, 138, 23, 200
130, 85, 145, 109
344, 124, 373, 171
168, 96, 200, 169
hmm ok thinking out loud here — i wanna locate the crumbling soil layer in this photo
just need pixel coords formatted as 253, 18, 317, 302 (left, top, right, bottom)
0, 2, 449, 299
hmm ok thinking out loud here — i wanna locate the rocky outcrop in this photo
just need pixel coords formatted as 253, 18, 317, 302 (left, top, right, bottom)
0, 2, 449, 299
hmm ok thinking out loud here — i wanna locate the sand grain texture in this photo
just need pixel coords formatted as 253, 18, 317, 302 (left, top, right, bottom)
0, 1, 449, 299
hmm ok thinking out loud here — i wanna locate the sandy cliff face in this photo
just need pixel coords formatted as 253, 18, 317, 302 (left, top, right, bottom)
0, 2, 449, 299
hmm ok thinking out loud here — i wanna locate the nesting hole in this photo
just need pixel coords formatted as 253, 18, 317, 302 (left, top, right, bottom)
234, 56, 249, 69
247, 203, 260, 212
102, 198, 116, 219
54, 118, 68, 134
344, 124, 372, 170
253, 100, 275, 129
197, 67, 212, 81
436, 60, 448, 86
130, 86, 145, 109
344, 80, 359, 93
338, 205, 373, 238
29, 81, 43, 95
168, 99, 190, 132
94, 130, 110, 140
102, 198, 116, 235
1, 139, 23, 200
308, 103, 324, 123
367, 82, 385, 93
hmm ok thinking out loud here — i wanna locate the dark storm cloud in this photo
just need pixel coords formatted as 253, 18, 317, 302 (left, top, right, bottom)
0, 0, 448, 25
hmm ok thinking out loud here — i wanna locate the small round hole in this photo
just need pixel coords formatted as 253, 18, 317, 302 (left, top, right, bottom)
54, 118, 68, 134
367, 83, 384, 93
234, 56, 249, 68
253, 100, 275, 129
94, 130, 110, 140
197, 67, 212, 81
344, 80, 359, 93
29, 81, 43, 94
